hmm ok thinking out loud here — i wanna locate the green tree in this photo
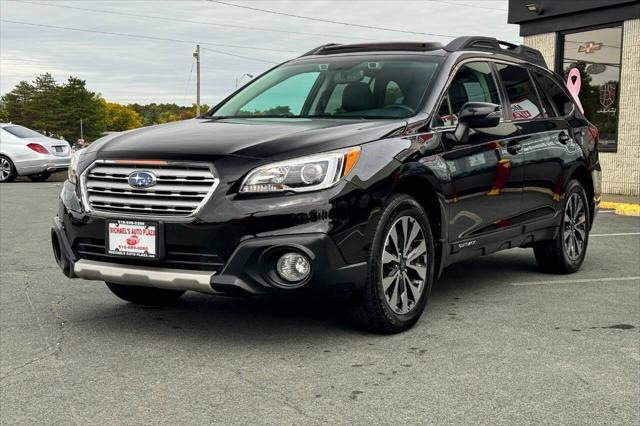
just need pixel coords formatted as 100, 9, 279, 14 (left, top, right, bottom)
30, 73, 65, 135
1, 81, 36, 126
57, 76, 107, 141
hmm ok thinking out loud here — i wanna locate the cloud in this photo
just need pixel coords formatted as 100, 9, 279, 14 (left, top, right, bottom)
0, 0, 520, 106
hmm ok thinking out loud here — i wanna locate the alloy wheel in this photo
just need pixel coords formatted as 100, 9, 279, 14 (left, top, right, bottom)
381, 216, 428, 315
564, 193, 587, 261
0, 158, 12, 181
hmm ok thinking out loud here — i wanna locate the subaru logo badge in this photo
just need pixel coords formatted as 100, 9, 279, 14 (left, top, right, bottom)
128, 171, 157, 189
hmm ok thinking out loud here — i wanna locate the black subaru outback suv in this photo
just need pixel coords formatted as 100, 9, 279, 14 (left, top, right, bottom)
52, 37, 601, 333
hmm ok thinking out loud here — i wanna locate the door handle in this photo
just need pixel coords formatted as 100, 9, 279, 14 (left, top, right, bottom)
558, 132, 571, 144
507, 143, 522, 155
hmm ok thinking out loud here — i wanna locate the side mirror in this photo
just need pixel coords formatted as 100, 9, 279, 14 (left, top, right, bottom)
453, 102, 502, 143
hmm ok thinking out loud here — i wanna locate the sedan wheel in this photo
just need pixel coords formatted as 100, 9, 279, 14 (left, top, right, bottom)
0, 156, 17, 183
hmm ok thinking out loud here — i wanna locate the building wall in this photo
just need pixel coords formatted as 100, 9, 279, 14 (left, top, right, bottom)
523, 21, 640, 196
523, 32, 557, 68
604, 19, 640, 196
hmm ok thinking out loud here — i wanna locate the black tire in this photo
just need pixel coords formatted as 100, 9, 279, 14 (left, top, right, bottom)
0, 155, 17, 183
27, 171, 52, 182
348, 194, 435, 334
534, 179, 590, 274
105, 282, 185, 305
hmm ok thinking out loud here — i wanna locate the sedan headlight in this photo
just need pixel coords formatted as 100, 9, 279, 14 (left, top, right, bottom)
240, 147, 361, 193
68, 148, 85, 184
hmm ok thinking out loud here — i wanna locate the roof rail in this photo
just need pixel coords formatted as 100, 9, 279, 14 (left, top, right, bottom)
301, 42, 444, 56
444, 36, 547, 68
301, 43, 341, 57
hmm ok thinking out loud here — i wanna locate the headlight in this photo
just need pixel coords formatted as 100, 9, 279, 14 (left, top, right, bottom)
240, 147, 361, 193
68, 149, 85, 184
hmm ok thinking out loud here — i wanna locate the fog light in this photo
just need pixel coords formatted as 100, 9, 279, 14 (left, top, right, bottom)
276, 252, 311, 282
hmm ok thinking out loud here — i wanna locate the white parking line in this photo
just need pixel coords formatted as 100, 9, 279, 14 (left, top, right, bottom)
591, 232, 640, 237
511, 276, 640, 286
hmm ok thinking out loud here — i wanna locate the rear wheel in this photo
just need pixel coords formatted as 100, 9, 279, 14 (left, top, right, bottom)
534, 179, 590, 273
0, 156, 17, 183
105, 282, 185, 305
349, 194, 435, 334
27, 171, 52, 182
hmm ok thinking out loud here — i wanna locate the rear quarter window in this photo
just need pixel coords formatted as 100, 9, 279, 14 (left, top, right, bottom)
533, 72, 575, 117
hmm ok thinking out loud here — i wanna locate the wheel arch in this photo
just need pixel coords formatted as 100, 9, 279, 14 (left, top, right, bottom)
391, 175, 447, 277
566, 163, 595, 227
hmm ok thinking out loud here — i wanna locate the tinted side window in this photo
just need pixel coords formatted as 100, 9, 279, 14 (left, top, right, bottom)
531, 71, 557, 117
433, 62, 500, 127
533, 72, 574, 117
496, 64, 543, 121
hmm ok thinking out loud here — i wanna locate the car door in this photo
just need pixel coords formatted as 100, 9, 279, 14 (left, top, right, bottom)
433, 61, 524, 248
495, 64, 575, 224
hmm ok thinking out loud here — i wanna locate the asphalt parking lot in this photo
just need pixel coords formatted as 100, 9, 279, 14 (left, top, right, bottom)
1, 182, 638, 425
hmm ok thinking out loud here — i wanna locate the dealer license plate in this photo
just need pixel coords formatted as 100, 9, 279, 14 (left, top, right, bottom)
107, 220, 158, 258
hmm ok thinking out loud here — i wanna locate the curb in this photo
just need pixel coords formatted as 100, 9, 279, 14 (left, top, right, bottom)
600, 202, 640, 217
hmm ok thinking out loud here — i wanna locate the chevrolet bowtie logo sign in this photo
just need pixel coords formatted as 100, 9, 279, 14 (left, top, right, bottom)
578, 41, 603, 54
127, 171, 157, 189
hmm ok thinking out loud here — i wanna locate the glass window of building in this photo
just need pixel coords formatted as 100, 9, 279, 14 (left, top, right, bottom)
560, 25, 623, 152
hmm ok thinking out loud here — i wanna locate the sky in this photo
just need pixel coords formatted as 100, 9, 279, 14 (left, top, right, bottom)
0, 0, 520, 107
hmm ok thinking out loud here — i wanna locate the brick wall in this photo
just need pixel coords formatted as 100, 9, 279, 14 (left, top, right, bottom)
600, 19, 640, 196
524, 20, 640, 196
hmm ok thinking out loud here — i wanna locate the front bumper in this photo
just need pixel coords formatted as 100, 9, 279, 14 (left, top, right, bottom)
51, 181, 370, 295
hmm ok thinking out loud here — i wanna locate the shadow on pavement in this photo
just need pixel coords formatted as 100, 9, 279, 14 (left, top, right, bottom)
68, 250, 540, 342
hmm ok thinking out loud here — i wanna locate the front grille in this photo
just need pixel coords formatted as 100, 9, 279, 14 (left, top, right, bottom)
82, 161, 217, 218
74, 239, 225, 272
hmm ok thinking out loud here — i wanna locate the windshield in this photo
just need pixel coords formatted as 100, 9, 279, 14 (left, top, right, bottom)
212, 56, 441, 119
3, 125, 44, 138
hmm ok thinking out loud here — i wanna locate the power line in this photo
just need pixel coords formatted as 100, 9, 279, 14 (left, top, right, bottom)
207, 0, 460, 38
427, 1, 507, 12
11, 0, 376, 42
0, 19, 288, 64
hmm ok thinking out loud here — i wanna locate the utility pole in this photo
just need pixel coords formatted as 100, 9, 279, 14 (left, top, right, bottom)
193, 45, 201, 116
80, 118, 83, 140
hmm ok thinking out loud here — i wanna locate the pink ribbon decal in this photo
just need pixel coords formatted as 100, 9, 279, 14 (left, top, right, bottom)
566, 68, 584, 113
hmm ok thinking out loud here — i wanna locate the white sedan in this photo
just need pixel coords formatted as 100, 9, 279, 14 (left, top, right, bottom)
0, 123, 72, 182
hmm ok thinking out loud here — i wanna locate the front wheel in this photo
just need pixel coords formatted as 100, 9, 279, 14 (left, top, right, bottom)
349, 194, 435, 334
27, 171, 52, 182
533, 179, 590, 274
105, 282, 185, 305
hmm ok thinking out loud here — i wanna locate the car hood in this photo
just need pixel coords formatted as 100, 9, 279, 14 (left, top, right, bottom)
88, 117, 407, 161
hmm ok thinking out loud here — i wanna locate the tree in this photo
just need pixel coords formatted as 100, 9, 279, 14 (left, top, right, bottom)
1, 74, 208, 141
30, 73, 65, 135
1, 81, 36, 126
105, 102, 142, 131
57, 76, 107, 141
